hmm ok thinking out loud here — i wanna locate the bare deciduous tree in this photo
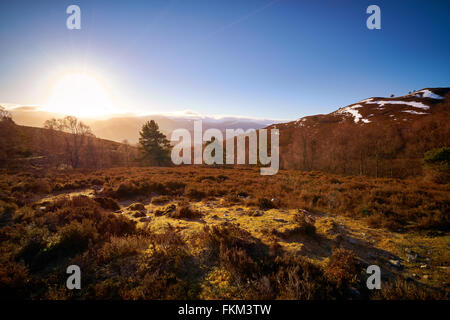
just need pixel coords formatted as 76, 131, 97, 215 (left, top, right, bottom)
0, 106, 12, 121
44, 116, 94, 168
120, 139, 131, 167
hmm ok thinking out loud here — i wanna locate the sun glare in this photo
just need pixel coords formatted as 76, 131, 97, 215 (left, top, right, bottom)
45, 72, 117, 118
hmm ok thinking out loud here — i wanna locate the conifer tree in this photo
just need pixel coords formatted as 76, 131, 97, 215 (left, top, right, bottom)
138, 120, 171, 166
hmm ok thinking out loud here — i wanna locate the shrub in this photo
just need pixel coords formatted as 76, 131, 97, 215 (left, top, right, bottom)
151, 195, 171, 205
94, 197, 120, 211
199, 223, 269, 283
154, 204, 176, 216
113, 182, 139, 199
293, 211, 317, 236
0, 260, 30, 299
186, 188, 206, 201
324, 248, 359, 287
422, 147, 450, 183
165, 181, 186, 194
56, 220, 99, 255
423, 147, 450, 171
272, 254, 329, 299
128, 202, 145, 211
258, 197, 276, 210
168, 205, 202, 219
223, 193, 241, 205
367, 214, 382, 228
0, 200, 17, 226
374, 280, 448, 300
98, 214, 137, 236
200, 267, 239, 299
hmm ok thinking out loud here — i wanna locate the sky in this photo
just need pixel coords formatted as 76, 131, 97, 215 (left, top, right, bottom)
0, 0, 449, 120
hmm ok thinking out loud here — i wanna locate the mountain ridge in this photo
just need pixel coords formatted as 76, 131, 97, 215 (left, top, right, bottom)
266, 87, 450, 177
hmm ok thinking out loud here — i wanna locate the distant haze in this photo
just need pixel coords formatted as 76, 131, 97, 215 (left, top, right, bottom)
5, 106, 286, 144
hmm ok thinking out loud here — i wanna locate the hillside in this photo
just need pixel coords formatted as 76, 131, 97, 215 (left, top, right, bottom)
268, 88, 450, 178
0, 119, 137, 169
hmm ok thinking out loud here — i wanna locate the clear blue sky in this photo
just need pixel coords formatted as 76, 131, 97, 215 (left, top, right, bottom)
0, 0, 449, 119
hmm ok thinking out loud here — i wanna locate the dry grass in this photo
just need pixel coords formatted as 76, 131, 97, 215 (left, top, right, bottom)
0, 166, 448, 300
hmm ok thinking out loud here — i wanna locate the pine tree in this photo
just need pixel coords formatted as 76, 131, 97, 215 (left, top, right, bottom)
138, 120, 171, 166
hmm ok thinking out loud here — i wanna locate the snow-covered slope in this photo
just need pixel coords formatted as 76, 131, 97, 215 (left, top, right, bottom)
281, 88, 450, 128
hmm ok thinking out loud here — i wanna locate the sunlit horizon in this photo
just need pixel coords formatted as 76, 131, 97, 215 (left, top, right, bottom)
43, 71, 122, 118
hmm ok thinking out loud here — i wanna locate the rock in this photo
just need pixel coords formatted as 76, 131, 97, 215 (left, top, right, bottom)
389, 260, 403, 269
369, 253, 378, 259
154, 204, 176, 216
128, 202, 146, 211
250, 210, 264, 217
348, 287, 361, 300
407, 254, 417, 262
132, 211, 146, 218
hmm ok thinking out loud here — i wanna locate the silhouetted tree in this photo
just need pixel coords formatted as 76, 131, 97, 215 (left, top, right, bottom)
44, 116, 93, 168
0, 106, 12, 121
120, 139, 131, 167
138, 120, 171, 166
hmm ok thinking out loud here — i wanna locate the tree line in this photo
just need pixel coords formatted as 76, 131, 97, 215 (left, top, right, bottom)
0, 107, 171, 169
1, 104, 448, 181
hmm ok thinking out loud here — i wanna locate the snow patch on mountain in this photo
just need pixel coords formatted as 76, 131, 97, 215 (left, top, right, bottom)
295, 118, 307, 127
402, 110, 429, 115
335, 104, 370, 123
409, 89, 444, 100
365, 100, 430, 110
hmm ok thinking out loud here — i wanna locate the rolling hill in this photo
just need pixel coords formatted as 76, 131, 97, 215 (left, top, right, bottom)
267, 88, 450, 177
0, 119, 137, 169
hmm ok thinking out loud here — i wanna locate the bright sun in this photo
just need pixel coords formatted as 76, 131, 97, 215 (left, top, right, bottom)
45, 72, 117, 118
